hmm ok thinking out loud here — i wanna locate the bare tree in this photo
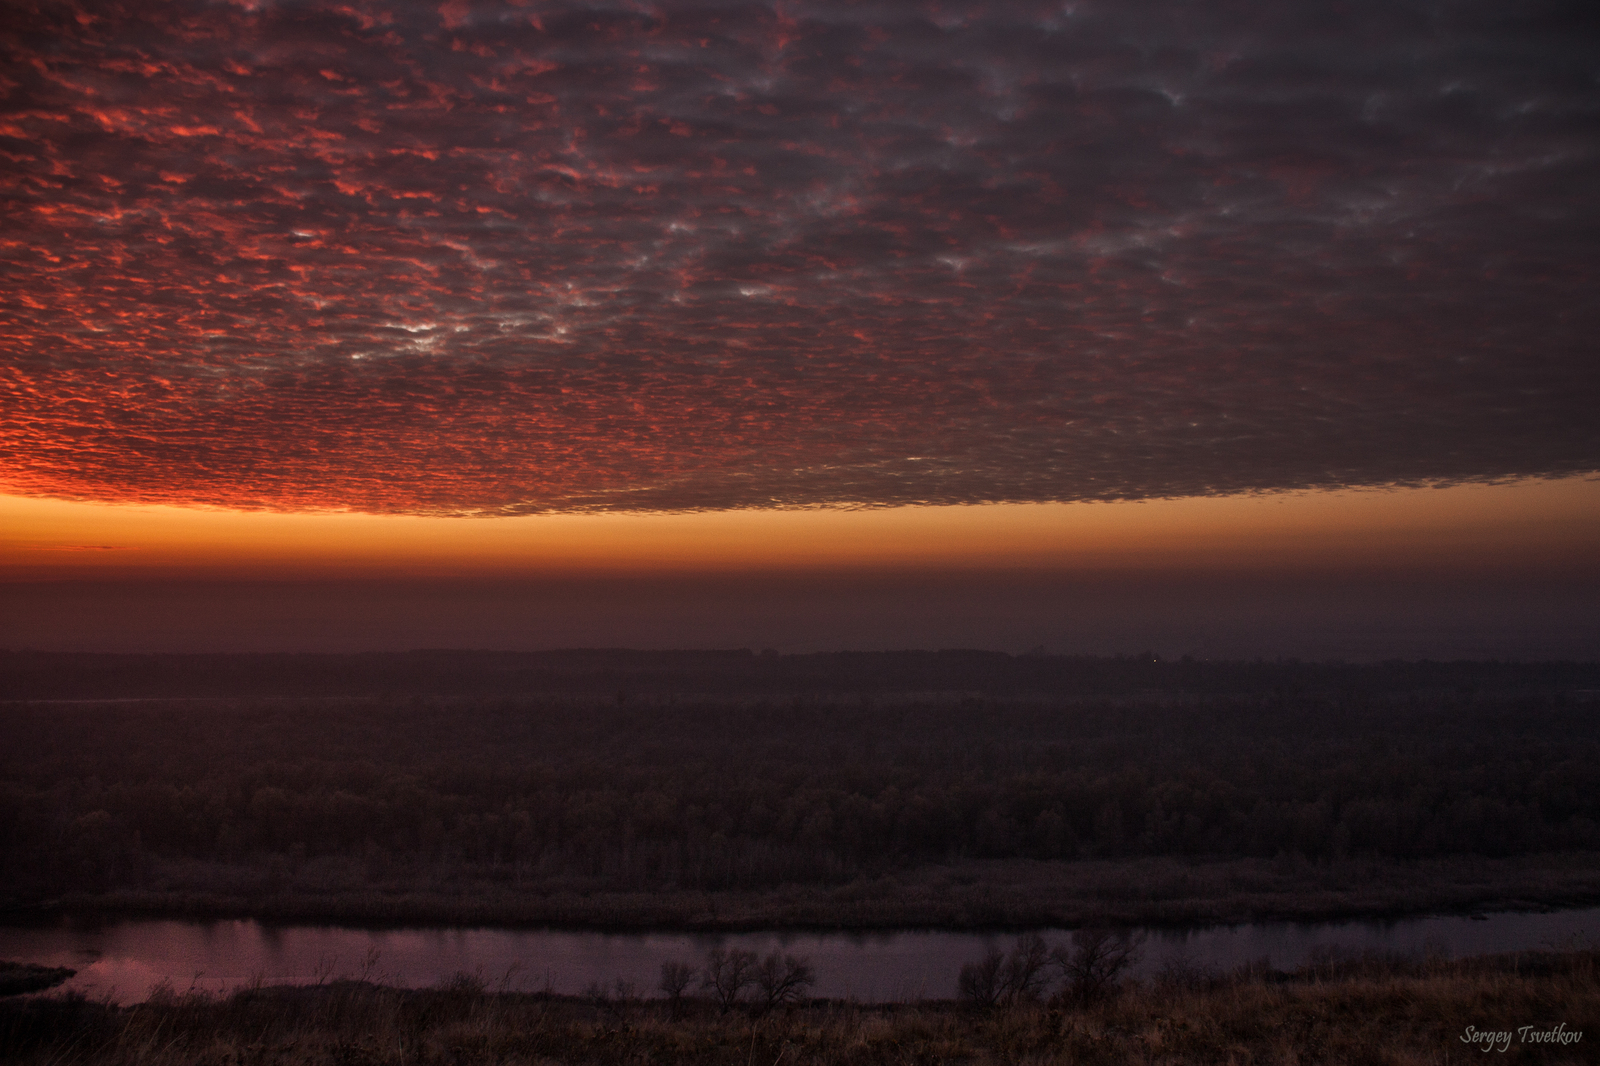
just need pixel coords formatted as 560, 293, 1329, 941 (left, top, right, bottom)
1052, 928, 1144, 1005
702, 947, 759, 1012
957, 945, 1007, 1008
659, 959, 696, 1014
958, 934, 1056, 1009
754, 952, 815, 1012
1000, 932, 1053, 1005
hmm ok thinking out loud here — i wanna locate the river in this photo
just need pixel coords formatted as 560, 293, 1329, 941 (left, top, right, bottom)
3, 908, 1596, 1005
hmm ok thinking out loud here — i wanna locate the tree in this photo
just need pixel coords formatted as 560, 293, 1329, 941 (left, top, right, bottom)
957, 945, 1007, 1008
1000, 932, 1053, 1005
1053, 928, 1144, 1005
659, 959, 696, 1015
958, 934, 1055, 1009
702, 947, 759, 1012
754, 952, 815, 1012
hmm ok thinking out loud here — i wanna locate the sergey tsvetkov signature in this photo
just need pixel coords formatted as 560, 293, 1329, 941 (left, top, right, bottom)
1460, 1024, 1583, 1052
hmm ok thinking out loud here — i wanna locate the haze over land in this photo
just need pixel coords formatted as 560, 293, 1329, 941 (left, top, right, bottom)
4, 479, 1597, 656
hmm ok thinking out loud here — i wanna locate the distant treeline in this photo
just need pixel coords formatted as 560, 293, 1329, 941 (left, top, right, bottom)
3, 687, 1599, 900
3, 649, 1599, 700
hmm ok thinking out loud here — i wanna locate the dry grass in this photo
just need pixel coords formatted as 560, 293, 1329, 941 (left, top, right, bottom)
4, 950, 1596, 1064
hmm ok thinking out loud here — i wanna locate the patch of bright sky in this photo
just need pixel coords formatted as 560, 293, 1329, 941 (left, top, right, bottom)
2, 477, 1595, 579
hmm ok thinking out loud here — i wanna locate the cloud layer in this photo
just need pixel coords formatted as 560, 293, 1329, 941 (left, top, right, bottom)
3, 0, 1596, 513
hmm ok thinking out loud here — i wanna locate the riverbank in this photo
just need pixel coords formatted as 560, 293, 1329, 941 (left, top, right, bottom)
4, 948, 1595, 1064
13, 853, 1600, 931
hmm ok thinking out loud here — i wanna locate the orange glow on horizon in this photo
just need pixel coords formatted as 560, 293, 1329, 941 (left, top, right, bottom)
3, 477, 1597, 580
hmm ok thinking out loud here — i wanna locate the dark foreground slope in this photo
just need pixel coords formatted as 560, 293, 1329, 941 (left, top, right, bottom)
3, 949, 1596, 1065
4, 654, 1600, 926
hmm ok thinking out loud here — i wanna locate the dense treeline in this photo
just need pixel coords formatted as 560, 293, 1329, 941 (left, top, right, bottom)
3, 688, 1599, 903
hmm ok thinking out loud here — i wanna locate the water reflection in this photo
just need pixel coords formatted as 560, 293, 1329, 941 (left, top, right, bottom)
1, 909, 1594, 1005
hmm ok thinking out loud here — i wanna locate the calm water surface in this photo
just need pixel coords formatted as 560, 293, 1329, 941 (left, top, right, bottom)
3, 909, 1596, 1005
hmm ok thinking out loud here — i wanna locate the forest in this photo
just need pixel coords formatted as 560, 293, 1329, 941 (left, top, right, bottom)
3, 652, 1599, 924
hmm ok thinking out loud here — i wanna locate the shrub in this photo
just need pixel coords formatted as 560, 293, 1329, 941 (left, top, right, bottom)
754, 952, 815, 1012
1052, 928, 1143, 1005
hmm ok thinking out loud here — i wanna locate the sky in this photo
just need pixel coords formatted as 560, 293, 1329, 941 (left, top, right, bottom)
2, 0, 1597, 655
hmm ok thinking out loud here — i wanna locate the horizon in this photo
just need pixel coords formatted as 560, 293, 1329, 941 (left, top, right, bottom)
5, 477, 1598, 657
4, 0, 1597, 657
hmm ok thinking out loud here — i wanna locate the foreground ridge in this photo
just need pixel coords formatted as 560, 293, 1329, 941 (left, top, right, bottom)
3, 948, 1595, 1064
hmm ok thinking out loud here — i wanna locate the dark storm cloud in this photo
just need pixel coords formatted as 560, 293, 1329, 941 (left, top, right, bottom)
2, 0, 1596, 513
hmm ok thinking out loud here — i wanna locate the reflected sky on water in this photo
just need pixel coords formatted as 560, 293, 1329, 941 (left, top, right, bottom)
3, 908, 1595, 1005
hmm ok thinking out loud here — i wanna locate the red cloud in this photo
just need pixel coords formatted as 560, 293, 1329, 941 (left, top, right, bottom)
2, 1, 1596, 514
